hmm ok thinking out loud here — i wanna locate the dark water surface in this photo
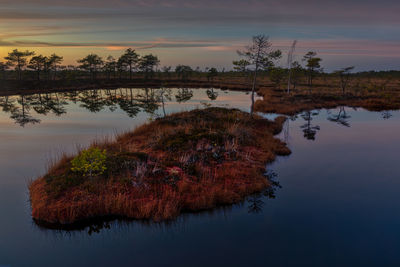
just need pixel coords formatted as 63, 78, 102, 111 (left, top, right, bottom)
0, 89, 399, 266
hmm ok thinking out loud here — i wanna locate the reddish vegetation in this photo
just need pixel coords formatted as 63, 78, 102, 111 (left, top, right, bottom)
254, 77, 400, 115
29, 108, 290, 225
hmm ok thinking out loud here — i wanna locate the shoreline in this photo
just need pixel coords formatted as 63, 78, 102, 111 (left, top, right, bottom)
2, 77, 399, 116
0, 78, 252, 97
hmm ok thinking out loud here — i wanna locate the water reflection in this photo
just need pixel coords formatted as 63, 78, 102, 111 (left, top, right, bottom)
382, 110, 393, 120
175, 88, 194, 103
0, 88, 205, 127
35, 169, 282, 235
247, 170, 281, 214
300, 111, 320, 140
327, 106, 351, 127
206, 88, 218, 101
283, 107, 396, 143
10, 95, 41, 127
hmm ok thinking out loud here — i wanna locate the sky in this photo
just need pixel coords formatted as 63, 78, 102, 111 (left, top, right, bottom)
0, 0, 399, 71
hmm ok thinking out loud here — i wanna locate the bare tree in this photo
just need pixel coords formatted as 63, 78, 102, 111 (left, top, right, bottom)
334, 66, 354, 96
237, 35, 281, 117
289, 61, 303, 90
287, 40, 297, 94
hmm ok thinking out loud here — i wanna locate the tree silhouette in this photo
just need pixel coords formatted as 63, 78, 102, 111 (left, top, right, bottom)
175, 65, 193, 81
77, 54, 104, 80
269, 67, 286, 89
161, 66, 172, 80
303, 51, 322, 92
104, 56, 117, 80
139, 54, 160, 80
120, 48, 139, 80
207, 67, 218, 84
28, 55, 47, 81
286, 40, 297, 94
334, 66, 355, 96
289, 61, 303, 91
5, 49, 35, 80
0, 62, 7, 80
232, 59, 250, 72
237, 35, 281, 117
48, 54, 63, 80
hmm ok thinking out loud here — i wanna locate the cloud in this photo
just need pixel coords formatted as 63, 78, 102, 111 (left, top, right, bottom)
1, 0, 399, 26
0, 37, 224, 50
1, 0, 399, 70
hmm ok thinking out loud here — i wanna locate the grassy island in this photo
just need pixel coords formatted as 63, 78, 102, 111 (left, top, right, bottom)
254, 85, 400, 116
29, 107, 290, 225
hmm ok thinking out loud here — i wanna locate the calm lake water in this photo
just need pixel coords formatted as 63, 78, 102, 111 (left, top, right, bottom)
0, 88, 399, 266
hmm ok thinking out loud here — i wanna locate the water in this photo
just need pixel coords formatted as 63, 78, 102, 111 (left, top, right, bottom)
0, 88, 399, 266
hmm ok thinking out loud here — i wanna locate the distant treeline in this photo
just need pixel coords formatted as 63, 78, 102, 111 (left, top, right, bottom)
1, 47, 400, 83
0, 48, 224, 82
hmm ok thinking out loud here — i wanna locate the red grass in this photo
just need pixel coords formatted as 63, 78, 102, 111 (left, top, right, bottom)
29, 107, 290, 225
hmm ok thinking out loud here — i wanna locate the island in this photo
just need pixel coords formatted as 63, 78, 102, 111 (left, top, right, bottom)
29, 107, 291, 225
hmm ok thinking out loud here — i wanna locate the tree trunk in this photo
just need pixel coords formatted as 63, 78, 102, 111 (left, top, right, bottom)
250, 67, 258, 117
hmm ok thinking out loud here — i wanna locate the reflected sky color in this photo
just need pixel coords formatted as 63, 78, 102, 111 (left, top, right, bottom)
0, 0, 399, 71
0, 89, 400, 266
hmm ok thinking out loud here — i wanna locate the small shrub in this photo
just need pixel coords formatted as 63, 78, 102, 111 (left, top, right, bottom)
71, 147, 107, 177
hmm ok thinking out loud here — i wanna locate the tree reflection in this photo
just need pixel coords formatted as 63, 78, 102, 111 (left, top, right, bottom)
248, 170, 281, 214
300, 111, 320, 140
206, 88, 218, 101
175, 88, 194, 103
283, 115, 298, 143
381, 111, 392, 120
79, 90, 107, 113
87, 221, 111, 235
0, 88, 200, 127
117, 88, 141, 117
139, 88, 159, 115
157, 87, 172, 117
327, 106, 351, 127
10, 95, 41, 127
0, 96, 17, 113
